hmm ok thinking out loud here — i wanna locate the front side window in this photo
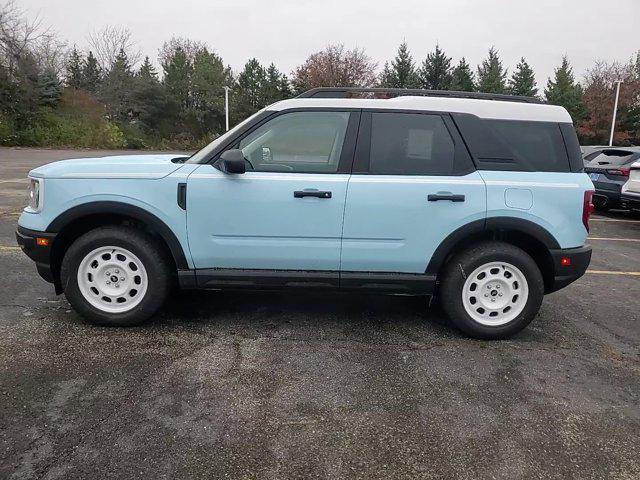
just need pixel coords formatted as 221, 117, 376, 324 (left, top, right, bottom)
369, 113, 455, 175
238, 111, 350, 173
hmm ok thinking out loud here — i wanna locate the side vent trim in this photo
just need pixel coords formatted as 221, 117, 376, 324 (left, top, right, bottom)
177, 183, 187, 210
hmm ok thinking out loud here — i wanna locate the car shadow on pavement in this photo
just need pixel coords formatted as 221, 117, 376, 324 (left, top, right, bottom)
155, 289, 446, 331
148, 289, 545, 344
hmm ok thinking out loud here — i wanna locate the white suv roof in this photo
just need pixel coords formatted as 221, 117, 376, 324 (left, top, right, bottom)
270, 95, 572, 123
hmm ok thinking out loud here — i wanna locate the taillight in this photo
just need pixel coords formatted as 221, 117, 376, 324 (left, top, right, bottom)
583, 190, 595, 232
605, 167, 630, 177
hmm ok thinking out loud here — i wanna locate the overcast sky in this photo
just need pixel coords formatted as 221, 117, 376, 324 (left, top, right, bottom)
20, 0, 640, 88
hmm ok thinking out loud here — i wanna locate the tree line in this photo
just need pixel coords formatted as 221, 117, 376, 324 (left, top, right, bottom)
1, 1, 639, 149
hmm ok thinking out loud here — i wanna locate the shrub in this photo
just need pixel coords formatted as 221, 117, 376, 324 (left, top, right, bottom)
119, 123, 148, 149
0, 116, 18, 145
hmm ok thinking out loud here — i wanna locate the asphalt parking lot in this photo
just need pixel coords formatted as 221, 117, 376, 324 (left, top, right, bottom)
1, 147, 638, 479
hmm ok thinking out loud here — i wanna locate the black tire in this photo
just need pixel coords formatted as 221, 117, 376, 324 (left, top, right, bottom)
60, 226, 172, 327
438, 241, 544, 339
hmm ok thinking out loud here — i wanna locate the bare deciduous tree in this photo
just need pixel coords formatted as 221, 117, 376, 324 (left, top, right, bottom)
0, 0, 54, 76
578, 60, 640, 144
33, 32, 67, 76
88, 25, 141, 70
158, 36, 208, 67
292, 44, 377, 93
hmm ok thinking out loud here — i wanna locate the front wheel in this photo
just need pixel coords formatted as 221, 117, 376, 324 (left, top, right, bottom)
60, 226, 171, 326
439, 241, 544, 339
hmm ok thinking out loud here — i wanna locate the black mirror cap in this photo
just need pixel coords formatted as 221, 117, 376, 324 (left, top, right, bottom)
217, 149, 246, 174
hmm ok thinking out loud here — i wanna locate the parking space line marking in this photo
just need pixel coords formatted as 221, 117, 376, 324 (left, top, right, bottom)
0, 245, 20, 251
588, 237, 640, 242
586, 270, 640, 276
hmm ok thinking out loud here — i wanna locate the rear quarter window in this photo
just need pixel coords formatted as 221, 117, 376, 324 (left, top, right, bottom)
485, 120, 570, 172
451, 113, 573, 172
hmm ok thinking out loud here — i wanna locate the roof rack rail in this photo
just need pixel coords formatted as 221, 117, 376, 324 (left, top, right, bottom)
297, 87, 543, 104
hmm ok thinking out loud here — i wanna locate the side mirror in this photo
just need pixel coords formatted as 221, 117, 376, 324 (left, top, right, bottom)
217, 149, 246, 174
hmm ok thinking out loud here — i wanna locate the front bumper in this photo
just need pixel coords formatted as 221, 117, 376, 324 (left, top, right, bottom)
547, 245, 592, 293
15, 226, 56, 284
621, 191, 640, 210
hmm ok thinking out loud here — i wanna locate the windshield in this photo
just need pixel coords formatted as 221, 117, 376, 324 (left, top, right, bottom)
186, 109, 267, 164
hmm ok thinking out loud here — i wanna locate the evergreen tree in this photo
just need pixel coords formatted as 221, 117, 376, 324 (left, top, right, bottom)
190, 48, 232, 135
477, 47, 507, 94
379, 41, 419, 88
264, 63, 290, 104
162, 46, 192, 110
419, 44, 452, 90
509, 57, 538, 97
65, 47, 84, 89
629, 50, 640, 79
131, 56, 166, 138
449, 58, 475, 92
545, 56, 585, 121
235, 58, 267, 118
101, 48, 135, 122
12, 54, 41, 122
131, 79, 176, 139
278, 71, 292, 99
136, 56, 158, 83
37, 68, 62, 108
81, 51, 102, 94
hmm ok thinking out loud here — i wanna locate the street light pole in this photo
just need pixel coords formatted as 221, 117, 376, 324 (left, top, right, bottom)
609, 80, 623, 146
224, 86, 230, 132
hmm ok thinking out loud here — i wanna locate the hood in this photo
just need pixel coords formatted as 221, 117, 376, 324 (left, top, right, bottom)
29, 154, 191, 180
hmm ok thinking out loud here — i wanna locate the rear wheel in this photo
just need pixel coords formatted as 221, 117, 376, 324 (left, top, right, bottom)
439, 241, 544, 339
61, 226, 171, 326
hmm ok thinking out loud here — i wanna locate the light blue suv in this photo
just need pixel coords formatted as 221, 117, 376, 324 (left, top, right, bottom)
16, 88, 594, 338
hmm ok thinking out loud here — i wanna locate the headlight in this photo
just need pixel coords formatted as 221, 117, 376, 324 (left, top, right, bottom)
25, 177, 42, 212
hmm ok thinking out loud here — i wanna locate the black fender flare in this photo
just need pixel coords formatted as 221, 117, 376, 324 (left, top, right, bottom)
47, 201, 189, 269
425, 217, 560, 276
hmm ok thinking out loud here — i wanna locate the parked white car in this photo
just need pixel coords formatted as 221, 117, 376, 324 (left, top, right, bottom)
621, 160, 640, 211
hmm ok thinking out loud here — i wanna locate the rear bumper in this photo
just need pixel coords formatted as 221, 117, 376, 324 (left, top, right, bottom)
621, 191, 640, 210
547, 245, 592, 293
591, 180, 623, 207
15, 226, 56, 284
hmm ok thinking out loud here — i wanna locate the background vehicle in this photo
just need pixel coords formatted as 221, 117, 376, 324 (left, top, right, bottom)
621, 160, 640, 212
581, 145, 610, 164
583, 147, 640, 210
16, 87, 593, 339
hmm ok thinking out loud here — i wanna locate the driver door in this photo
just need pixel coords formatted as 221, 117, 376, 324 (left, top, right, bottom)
186, 110, 359, 279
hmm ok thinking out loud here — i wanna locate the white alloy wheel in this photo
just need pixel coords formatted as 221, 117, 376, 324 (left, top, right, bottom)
76, 246, 148, 313
462, 261, 529, 326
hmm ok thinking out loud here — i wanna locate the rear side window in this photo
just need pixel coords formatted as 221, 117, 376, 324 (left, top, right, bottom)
369, 113, 455, 175
485, 120, 570, 172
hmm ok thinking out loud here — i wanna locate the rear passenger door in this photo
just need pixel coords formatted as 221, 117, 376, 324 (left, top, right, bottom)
340, 111, 486, 276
